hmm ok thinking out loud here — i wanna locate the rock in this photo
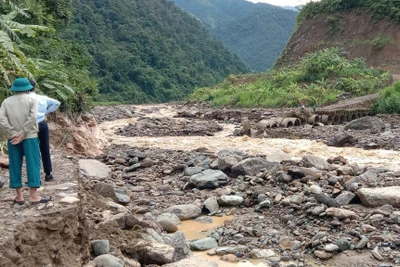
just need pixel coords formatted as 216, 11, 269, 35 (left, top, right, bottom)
189, 169, 229, 189
184, 167, 203, 176
377, 204, 394, 215
157, 213, 181, 226
345, 170, 377, 189
218, 195, 244, 206
335, 238, 351, 251
129, 241, 175, 265
344, 116, 385, 131
242, 119, 251, 136
59, 196, 80, 204
314, 250, 332, 260
371, 246, 384, 261
276, 172, 293, 183
218, 155, 242, 171
231, 157, 278, 177
214, 246, 249, 256
162, 232, 191, 262
115, 193, 130, 204
314, 193, 339, 207
79, 159, 111, 180
312, 204, 327, 216
94, 254, 124, 267
157, 219, 178, 233
337, 166, 354, 176
167, 205, 201, 220
216, 148, 246, 158
189, 237, 218, 251
287, 167, 321, 179
221, 254, 240, 262
355, 236, 369, 249
250, 249, 275, 259
121, 256, 140, 267
94, 183, 118, 202
335, 191, 355, 206
362, 224, 376, 233
126, 150, 147, 159
310, 184, 322, 194
163, 255, 218, 267
324, 244, 340, 252
301, 155, 331, 170
266, 150, 291, 163
203, 197, 219, 214
326, 208, 358, 220
358, 186, 400, 207
290, 195, 303, 205
330, 133, 355, 147
92, 240, 110, 256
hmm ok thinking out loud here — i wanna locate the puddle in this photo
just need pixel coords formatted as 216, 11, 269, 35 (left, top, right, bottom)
177, 216, 233, 240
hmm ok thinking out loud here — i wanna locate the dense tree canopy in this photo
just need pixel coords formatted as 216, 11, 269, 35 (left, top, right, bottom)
171, 0, 298, 72
62, 0, 249, 104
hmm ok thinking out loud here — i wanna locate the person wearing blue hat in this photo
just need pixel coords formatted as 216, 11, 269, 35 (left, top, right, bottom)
0, 77, 51, 205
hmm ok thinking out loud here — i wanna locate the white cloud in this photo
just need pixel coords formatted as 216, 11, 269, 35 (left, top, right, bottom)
247, 0, 317, 7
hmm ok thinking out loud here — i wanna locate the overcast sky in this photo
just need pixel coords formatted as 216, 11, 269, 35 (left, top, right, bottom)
247, 0, 317, 7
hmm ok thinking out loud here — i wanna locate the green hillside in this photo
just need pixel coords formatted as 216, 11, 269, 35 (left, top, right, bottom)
171, 0, 298, 72
61, 0, 249, 104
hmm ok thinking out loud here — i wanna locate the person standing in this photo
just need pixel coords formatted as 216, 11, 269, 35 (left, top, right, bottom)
0, 78, 51, 204
28, 80, 60, 182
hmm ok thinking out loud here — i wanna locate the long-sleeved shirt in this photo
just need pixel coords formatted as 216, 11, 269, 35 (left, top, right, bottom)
0, 93, 38, 139
29, 92, 60, 123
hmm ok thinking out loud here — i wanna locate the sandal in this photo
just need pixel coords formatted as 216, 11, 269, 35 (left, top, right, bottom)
13, 199, 25, 206
30, 196, 52, 205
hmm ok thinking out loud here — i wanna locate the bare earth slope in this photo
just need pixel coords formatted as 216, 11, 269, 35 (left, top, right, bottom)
277, 11, 400, 74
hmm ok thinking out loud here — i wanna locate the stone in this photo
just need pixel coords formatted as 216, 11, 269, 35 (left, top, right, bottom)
335, 238, 351, 251
290, 195, 303, 205
344, 116, 385, 131
355, 237, 369, 249
335, 191, 355, 206
216, 148, 246, 158
189, 169, 229, 189
94, 254, 123, 267
218, 195, 244, 206
314, 250, 332, 260
314, 193, 339, 207
214, 246, 249, 256
121, 256, 140, 267
184, 167, 203, 176
92, 240, 110, 256
324, 244, 340, 252
358, 186, 400, 207
345, 170, 377, 189
162, 232, 191, 262
163, 255, 218, 267
45, 183, 77, 190
301, 155, 331, 170
312, 205, 327, 216
167, 204, 201, 220
133, 241, 175, 265
266, 150, 291, 163
94, 183, 118, 202
250, 249, 276, 259
126, 150, 147, 159
79, 159, 111, 180
221, 254, 240, 262
310, 184, 322, 194
189, 237, 218, 251
203, 197, 219, 214
218, 155, 242, 171
157, 219, 178, 233
157, 213, 181, 226
231, 157, 278, 177
326, 208, 358, 220
330, 132, 355, 147
337, 166, 354, 176
115, 193, 130, 204
59, 196, 80, 204
104, 201, 129, 213
287, 167, 321, 179
140, 159, 156, 168
362, 224, 376, 233
371, 247, 384, 261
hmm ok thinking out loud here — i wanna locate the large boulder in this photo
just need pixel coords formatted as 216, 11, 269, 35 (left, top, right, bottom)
358, 186, 400, 208
162, 232, 191, 262
189, 169, 229, 189
344, 116, 385, 131
203, 197, 219, 214
127, 241, 175, 265
167, 205, 202, 220
345, 170, 377, 189
79, 159, 111, 180
301, 155, 331, 170
231, 157, 278, 177
266, 150, 291, 163
218, 155, 242, 171
189, 237, 218, 251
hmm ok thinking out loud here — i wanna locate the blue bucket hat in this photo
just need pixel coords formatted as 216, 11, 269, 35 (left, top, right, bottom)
10, 78, 33, 92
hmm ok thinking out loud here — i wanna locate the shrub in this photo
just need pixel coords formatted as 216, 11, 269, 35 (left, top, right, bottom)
374, 82, 400, 114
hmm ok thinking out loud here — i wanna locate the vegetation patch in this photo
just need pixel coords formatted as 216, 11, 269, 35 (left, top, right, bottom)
190, 48, 390, 108
326, 16, 342, 35
374, 82, 400, 114
298, 0, 400, 25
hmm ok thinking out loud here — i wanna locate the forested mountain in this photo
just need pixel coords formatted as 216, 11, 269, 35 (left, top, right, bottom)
62, 0, 249, 103
170, 0, 298, 72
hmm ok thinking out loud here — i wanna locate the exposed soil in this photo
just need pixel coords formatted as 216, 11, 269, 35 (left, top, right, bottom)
277, 11, 400, 74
